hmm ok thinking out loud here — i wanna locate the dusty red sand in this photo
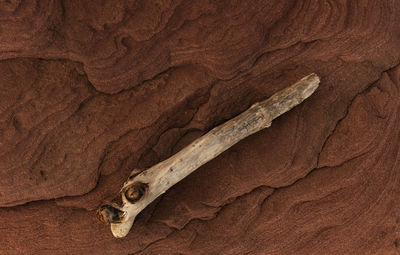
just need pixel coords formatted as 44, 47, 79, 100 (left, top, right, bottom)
0, 1, 400, 254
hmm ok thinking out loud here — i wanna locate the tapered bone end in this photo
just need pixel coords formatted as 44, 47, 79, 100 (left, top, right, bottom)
298, 73, 320, 100
96, 204, 134, 238
111, 219, 135, 238
99, 182, 148, 237
262, 73, 320, 120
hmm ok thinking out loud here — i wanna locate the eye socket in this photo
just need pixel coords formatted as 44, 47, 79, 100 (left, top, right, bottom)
124, 182, 148, 203
96, 204, 126, 224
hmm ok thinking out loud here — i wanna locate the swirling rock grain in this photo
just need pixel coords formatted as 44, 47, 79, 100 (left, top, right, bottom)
0, 0, 399, 254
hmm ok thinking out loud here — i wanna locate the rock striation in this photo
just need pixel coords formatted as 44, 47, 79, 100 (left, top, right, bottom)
0, 0, 399, 254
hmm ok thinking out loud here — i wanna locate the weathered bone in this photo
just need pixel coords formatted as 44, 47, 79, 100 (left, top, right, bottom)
96, 73, 320, 238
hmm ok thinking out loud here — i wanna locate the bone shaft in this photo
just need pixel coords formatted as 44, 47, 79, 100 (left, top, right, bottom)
135, 73, 320, 199
99, 73, 320, 238
154, 103, 270, 188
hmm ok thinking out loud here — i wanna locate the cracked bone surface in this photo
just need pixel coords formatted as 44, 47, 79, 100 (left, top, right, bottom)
96, 73, 320, 238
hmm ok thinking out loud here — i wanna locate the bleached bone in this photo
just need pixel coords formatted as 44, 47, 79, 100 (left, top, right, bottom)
96, 73, 320, 238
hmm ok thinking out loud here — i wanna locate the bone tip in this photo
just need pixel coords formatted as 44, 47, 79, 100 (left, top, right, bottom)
111, 219, 135, 238
304, 73, 320, 89
111, 229, 128, 238
304, 73, 320, 85
295, 73, 320, 100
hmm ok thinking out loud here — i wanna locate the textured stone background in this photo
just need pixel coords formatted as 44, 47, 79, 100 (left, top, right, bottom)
0, 0, 399, 254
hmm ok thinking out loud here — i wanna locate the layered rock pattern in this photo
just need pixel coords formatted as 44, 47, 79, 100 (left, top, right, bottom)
0, 0, 399, 254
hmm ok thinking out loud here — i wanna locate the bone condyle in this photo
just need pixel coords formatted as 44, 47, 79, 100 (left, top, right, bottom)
96, 73, 320, 238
